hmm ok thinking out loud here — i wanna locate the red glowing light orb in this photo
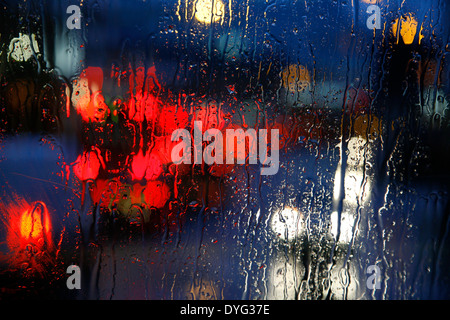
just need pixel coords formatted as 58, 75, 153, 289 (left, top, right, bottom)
74, 150, 102, 181
131, 149, 148, 181
130, 149, 164, 181
82, 66, 104, 93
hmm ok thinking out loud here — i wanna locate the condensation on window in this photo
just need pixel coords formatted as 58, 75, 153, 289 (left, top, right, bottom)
0, 0, 449, 300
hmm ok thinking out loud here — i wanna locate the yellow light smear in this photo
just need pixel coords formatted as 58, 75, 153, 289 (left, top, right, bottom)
176, 0, 181, 21
20, 204, 50, 240
281, 64, 311, 92
228, 0, 232, 27
392, 13, 418, 45
194, 0, 224, 24
419, 22, 425, 45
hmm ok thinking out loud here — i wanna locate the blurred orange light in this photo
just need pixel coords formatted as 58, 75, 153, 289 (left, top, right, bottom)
74, 150, 103, 181
392, 13, 419, 45
72, 67, 109, 122
19, 202, 51, 242
281, 64, 311, 93
3, 200, 55, 276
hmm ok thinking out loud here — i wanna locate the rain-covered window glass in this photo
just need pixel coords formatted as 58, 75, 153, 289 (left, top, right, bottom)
0, 0, 449, 301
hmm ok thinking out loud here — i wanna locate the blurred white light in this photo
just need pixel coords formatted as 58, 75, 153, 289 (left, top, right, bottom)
266, 250, 303, 299
333, 165, 372, 206
270, 207, 303, 242
332, 137, 373, 243
8, 33, 39, 62
330, 210, 355, 244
